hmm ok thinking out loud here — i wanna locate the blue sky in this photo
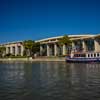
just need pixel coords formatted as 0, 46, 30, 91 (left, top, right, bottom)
0, 0, 100, 43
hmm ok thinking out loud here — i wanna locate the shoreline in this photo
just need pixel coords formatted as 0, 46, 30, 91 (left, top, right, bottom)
0, 57, 65, 62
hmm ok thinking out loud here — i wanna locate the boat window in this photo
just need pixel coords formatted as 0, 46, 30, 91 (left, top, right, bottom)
97, 53, 100, 57
78, 54, 79, 57
74, 54, 86, 57
88, 54, 90, 57
81, 54, 86, 57
91, 54, 93, 57
74, 54, 77, 57
94, 54, 96, 57
78, 54, 80, 57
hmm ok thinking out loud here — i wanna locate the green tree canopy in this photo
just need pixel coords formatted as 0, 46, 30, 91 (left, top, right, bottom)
0, 46, 6, 57
32, 42, 40, 54
23, 40, 40, 56
95, 35, 100, 39
0, 46, 6, 50
23, 40, 34, 50
58, 35, 72, 46
23, 40, 34, 56
58, 35, 72, 55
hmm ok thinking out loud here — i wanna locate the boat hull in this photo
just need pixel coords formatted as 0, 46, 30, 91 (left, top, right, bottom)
66, 57, 100, 63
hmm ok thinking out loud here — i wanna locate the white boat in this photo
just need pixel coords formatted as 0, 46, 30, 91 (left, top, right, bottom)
66, 52, 100, 63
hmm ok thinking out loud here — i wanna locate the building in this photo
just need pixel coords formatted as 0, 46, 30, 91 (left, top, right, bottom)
0, 34, 100, 57
38, 34, 100, 56
0, 41, 24, 56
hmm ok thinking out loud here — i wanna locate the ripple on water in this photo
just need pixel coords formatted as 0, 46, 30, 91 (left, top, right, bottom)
0, 62, 100, 100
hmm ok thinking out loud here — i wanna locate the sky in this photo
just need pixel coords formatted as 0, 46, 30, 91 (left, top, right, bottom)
0, 0, 100, 43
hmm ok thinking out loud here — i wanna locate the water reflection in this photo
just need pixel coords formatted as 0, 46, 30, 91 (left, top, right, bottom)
0, 62, 100, 100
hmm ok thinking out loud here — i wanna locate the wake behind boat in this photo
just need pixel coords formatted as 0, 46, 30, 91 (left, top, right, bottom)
66, 52, 100, 63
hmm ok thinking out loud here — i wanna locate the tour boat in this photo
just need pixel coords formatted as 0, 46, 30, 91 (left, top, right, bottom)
66, 52, 100, 63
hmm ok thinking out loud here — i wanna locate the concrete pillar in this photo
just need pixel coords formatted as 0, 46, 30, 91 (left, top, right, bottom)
6, 47, 8, 54
54, 43, 58, 56
15, 46, 18, 56
71, 42, 75, 52
21, 46, 24, 56
47, 44, 50, 56
82, 40, 87, 52
63, 44, 66, 55
40, 45, 43, 56
7, 47, 9, 54
72, 42, 75, 48
94, 39, 100, 52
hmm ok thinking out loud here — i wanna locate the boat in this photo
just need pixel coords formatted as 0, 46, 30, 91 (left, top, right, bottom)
66, 52, 100, 63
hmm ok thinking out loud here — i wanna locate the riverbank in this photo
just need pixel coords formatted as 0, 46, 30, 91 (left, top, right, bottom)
0, 57, 65, 62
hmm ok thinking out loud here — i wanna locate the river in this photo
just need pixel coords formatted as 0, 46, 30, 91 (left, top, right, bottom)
0, 62, 100, 100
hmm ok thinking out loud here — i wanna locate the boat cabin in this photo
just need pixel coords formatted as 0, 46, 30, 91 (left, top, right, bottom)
70, 52, 100, 58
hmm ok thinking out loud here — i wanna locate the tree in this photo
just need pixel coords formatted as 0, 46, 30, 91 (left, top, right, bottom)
23, 40, 34, 56
0, 46, 6, 57
95, 35, 100, 39
23, 40, 40, 57
58, 35, 72, 54
32, 42, 40, 55
58, 35, 72, 46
